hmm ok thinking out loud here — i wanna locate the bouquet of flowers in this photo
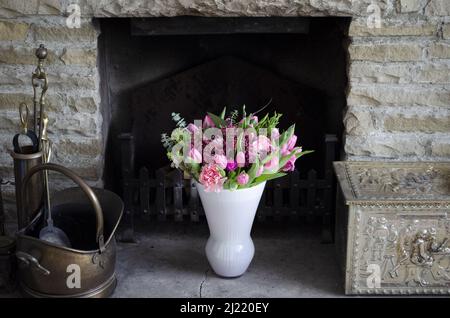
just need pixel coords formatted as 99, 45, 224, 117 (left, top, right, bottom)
161, 106, 313, 192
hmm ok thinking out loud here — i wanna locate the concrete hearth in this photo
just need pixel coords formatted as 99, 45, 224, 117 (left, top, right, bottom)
1, 222, 343, 298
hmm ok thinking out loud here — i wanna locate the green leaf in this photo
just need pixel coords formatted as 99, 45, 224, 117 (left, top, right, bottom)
236, 132, 244, 153
247, 158, 260, 183
229, 180, 238, 190
278, 149, 314, 169
278, 154, 292, 169
220, 107, 227, 120
255, 113, 268, 130
251, 172, 287, 186
207, 112, 227, 128
260, 151, 278, 165
279, 124, 295, 147
295, 149, 314, 159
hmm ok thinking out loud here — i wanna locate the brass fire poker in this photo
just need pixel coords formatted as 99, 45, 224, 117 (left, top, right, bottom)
31, 44, 49, 147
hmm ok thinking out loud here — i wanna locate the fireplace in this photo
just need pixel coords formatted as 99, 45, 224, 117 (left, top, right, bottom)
0, 0, 449, 299
0, 1, 448, 229
96, 17, 350, 240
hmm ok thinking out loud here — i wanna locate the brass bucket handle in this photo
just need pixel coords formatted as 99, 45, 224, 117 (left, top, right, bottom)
21, 163, 105, 252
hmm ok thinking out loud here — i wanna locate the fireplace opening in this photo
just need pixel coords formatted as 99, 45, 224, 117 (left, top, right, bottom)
97, 17, 350, 240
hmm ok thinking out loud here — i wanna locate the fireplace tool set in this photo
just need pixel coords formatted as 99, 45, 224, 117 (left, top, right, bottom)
1, 45, 123, 298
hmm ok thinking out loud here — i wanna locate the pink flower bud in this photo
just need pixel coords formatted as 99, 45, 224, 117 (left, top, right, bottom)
226, 161, 238, 171
281, 134, 298, 156
237, 172, 249, 185
236, 151, 246, 167
203, 115, 215, 128
187, 123, 199, 134
188, 148, 202, 163
287, 135, 297, 151
256, 166, 264, 177
270, 128, 280, 140
264, 155, 279, 172
213, 154, 228, 169
282, 155, 297, 172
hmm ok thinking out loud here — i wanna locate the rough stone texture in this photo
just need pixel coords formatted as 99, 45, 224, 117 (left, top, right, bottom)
349, 23, 436, 37
0, 0, 62, 18
428, 42, 450, 59
425, 0, 450, 16
55, 138, 102, 159
431, 141, 450, 157
0, 46, 97, 67
349, 61, 450, 84
444, 24, 450, 40
0, 45, 59, 64
416, 63, 450, 83
349, 62, 414, 84
384, 115, 450, 133
67, 96, 97, 114
0, 66, 97, 89
0, 92, 64, 111
343, 108, 376, 136
32, 25, 97, 43
0, 20, 28, 40
348, 85, 450, 108
0, 0, 372, 18
398, 0, 423, 13
349, 43, 423, 62
345, 134, 428, 159
59, 48, 97, 67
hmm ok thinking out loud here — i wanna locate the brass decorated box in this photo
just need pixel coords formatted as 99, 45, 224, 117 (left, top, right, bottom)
334, 161, 450, 295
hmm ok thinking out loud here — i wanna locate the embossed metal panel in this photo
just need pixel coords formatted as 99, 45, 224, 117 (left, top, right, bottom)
334, 161, 450, 295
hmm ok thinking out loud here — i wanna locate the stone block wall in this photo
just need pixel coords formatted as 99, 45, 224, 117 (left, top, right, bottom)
347, 13, 450, 160
0, 0, 449, 221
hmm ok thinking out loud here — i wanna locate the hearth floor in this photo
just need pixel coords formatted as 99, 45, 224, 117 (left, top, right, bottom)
1, 222, 345, 298
113, 222, 344, 298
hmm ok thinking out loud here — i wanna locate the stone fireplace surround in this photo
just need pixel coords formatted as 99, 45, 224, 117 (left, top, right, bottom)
0, 0, 450, 220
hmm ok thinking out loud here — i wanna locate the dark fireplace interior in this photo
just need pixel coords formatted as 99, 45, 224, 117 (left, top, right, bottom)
99, 17, 350, 188
97, 17, 350, 239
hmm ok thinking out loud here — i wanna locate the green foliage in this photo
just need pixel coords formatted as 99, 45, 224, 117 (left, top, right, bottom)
252, 172, 287, 186
171, 112, 186, 128
219, 107, 227, 120
207, 112, 227, 128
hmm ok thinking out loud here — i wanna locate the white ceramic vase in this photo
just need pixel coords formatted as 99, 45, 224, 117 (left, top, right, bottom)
196, 181, 266, 277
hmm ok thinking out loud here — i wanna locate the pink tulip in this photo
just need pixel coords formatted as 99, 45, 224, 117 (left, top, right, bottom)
213, 154, 228, 169
253, 135, 272, 153
281, 135, 297, 156
270, 128, 280, 140
264, 155, 279, 172
237, 172, 249, 185
287, 135, 297, 151
226, 161, 238, 171
256, 166, 264, 177
187, 123, 199, 134
203, 115, 215, 128
188, 148, 202, 163
282, 155, 296, 172
236, 151, 246, 167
